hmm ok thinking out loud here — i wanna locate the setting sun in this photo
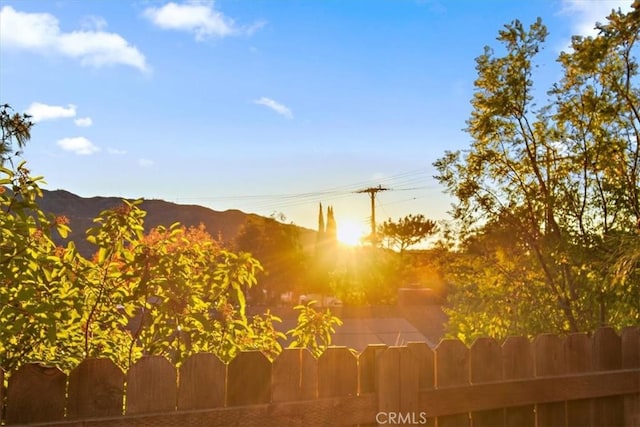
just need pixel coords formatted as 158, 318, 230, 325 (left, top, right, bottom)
337, 219, 368, 246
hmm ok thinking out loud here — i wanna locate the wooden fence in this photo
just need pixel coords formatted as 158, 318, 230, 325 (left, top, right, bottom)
1, 326, 639, 426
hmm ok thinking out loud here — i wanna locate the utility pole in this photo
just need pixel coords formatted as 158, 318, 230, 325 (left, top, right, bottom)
356, 185, 389, 244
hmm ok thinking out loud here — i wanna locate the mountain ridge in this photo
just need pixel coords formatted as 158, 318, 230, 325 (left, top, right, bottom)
40, 189, 316, 257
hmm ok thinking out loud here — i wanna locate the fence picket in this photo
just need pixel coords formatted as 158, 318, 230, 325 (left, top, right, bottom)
564, 333, 593, 426
314, 347, 358, 425
534, 334, 566, 427
378, 346, 419, 415
407, 341, 435, 391
271, 348, 301, 403
227, 351, 271, 406
435, 339, 470, 427
470, 338, 504, 427
300, 348, 318, 400
502, 336, 534, 427
2, 330, 640, 426
177, 353, 226, 410
593, 327, 624, 426
67, 358, 124, 419
1, 368, 4, 423
318, 346, 357, 398
622, 327, 640, 427
266, 347, 319, 426
126, 355, 177, 415
359, 344, 387, 395
5, 363, 66, 425
272, 348, 304, 402
407, 342, 435, 427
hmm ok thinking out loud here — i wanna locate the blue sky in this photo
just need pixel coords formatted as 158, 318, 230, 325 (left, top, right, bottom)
0, 0, 633, 241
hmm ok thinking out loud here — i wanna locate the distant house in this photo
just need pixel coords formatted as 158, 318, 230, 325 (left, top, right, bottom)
251, 289, 447, 351
298, 293, 343, 308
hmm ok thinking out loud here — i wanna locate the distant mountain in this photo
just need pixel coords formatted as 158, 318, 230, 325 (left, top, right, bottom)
40, 189, 316, 257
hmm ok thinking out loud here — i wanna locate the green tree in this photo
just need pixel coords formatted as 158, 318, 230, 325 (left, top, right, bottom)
379, 214, 438, 254
0, 103, 343, 372
441, 216, 565, 342
0, 104, 32, 165
234, 214, 307, 303
329, 246, 401, 305
0, 108, 79, 371
287, 301, 343, 358
434, 4, 639, 341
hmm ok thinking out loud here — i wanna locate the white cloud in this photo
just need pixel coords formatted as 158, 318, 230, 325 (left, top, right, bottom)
26, 102, 77, 122
253, 97, 293, 119
138, 158, 155, 167
80, 15, 108, 32
245, 20, 267, 36
57, 137, 100, 155
143, 1, 264, 41
107, 147, 127, 155
0, 6, 149, 72
559, 0, 633, 39
74, 117, 93, 127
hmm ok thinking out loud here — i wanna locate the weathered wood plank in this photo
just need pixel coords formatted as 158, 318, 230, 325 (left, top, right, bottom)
357, 345, 384, 427
227, 351, 271, 406
503, 336, 534, 379
564, 333, 593, 426
358, 344, 387, 395
398, 346, 420, 414
317, 347, 357, 399
1, 368, 4, 423
378, 346, 400, 415
594, 327, 622, 371
5, 363, 66, 425
377, 346, 419, 415
435, 339, 470, 427
407, 341, 435, 390
7, 370, 640, 426
300, 348, 318, 400
534, 334, 566, 427
622, 326, 640, 369
125, 356, 177, 415
417, 369, 640, 417
407, 341, 436, 426
272, 348, 303, 403
67, 358, 124, 419
622, 327, 640, 427
593, 327, 623, 426
17, 395, 378, 427
4, 329, 639, 426
470, 337, 504, 427
502, 336, 534, 427
177, 353, 225, 410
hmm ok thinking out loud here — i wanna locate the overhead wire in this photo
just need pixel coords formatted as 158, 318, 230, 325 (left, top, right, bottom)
169, 166, 438, 213
38, 167, 440, 216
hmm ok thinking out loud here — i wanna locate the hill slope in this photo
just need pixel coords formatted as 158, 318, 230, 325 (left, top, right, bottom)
40, 189, 316, 257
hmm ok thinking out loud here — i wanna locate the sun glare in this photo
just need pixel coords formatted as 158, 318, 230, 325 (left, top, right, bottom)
337, 220, 367, 246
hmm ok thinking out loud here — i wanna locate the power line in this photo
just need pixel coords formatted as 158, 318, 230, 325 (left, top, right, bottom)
41, 167, 439, 219
356, 185, 391, 243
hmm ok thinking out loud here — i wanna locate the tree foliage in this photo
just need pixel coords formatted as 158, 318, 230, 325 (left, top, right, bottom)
0, 162, 78, 371
379, 214, 438, 253
0, 108, 342, 371
234, 214, 307, 303
435, 4, 640, 342
329, 247, 401, 305
287, 301, 342, 357
0, 104, 33, 165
